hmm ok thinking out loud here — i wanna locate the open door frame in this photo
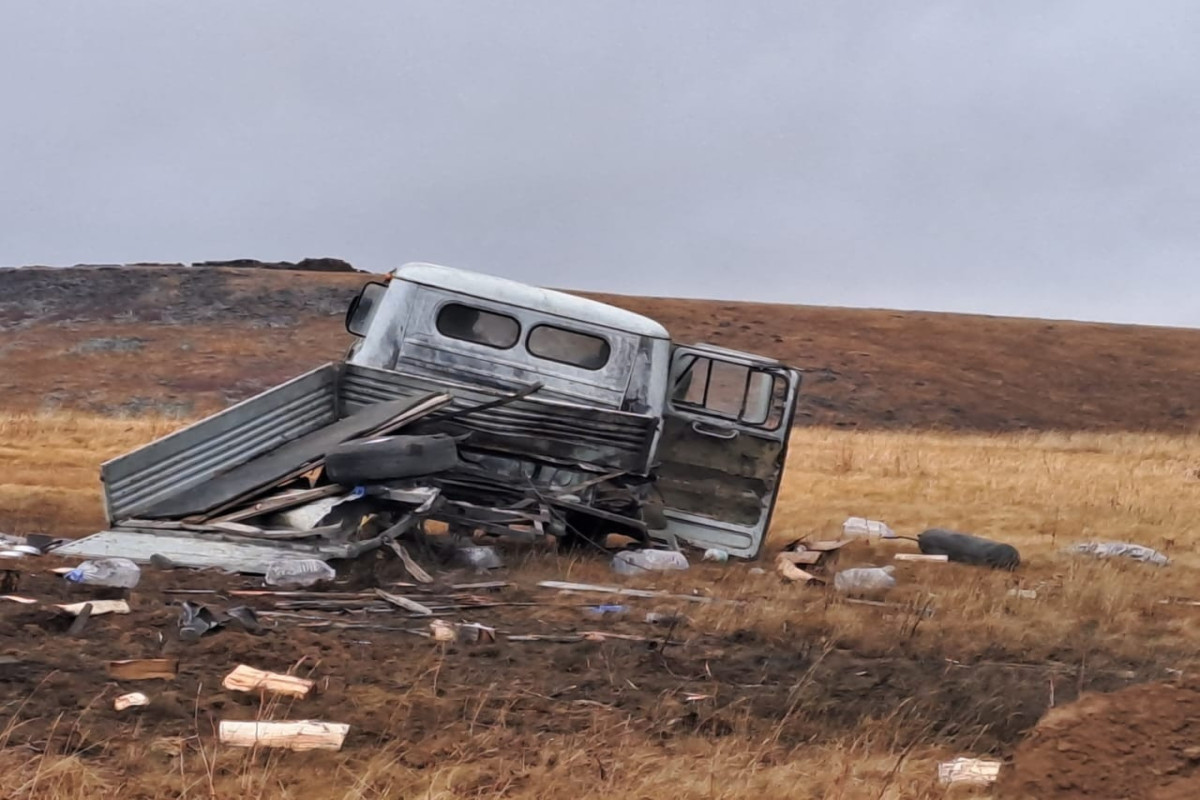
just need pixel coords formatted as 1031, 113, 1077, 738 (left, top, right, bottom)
651, 344, 800, 559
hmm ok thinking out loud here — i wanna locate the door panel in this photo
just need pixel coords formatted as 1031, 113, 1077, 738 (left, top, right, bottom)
653, 346, 799, 559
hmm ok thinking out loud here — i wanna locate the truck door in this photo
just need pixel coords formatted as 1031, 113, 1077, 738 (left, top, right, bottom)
652, 345, 800, 559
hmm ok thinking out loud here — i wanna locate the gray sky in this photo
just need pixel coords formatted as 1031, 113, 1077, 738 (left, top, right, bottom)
2, 1, 1198, 326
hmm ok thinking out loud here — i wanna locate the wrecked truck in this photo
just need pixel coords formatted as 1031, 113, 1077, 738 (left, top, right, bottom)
64, 263, 799, 568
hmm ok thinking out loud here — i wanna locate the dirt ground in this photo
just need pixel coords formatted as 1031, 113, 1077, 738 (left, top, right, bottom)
1000, 681, 1200, 799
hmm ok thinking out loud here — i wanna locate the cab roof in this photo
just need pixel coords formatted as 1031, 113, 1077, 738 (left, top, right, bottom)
392, 262, 670, 339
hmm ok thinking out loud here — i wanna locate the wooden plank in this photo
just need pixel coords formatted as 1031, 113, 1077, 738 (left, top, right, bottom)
139, 393, 450, 519
218, 720, 348, 751
374, 589, 433, 616
894, 553, 949, 563
209, 486, 345, 524
778, 550, 824, 566
108, 658, 179, 680
388, 541, 434, 584
537, 580, 721, 604
222, 665, 314, 699
56, 600, 131, 616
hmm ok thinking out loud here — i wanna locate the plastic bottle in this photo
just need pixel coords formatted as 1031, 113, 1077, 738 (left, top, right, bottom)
611, 549, 689, 575
833, 565, 896, 593
264, 559, 336, 588
64, 558, 141, 588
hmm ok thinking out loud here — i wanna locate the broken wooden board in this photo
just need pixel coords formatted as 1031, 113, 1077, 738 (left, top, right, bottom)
894, 553, 949, 562
208, 485, 345, 524
778, 550, 824, 566
775, 556, 822, 584
218, 720, 349, 751
387, 541, 434, 584
374, 589, 433, 616
222, 665, 314, 699
108, 658, 179, 680
537, 580, 721, 604
137, 393, 450, 519
937, 757, 1001, 786
56, 600, 130, 616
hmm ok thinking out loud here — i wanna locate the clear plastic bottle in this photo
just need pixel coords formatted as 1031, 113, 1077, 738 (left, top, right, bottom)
63, 558, 141, 588
833, 565, 896, 593
264, 559, 336, 588
611, 549, 689, 575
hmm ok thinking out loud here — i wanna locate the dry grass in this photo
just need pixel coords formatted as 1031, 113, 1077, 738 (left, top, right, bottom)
5, 413, 1200, 797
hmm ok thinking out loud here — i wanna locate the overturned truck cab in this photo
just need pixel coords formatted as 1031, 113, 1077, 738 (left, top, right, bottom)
343, 264, 800, 559
71, 263, 799, 568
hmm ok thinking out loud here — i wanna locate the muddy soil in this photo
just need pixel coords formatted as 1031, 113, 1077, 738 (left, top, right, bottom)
1001, 681, 1200, 799
0, 551, 1168, 769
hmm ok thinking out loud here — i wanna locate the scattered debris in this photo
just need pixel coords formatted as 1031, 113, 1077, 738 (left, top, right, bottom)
387, 541, 434, 584
918, 528, 1021, 570
66, 603, 93, 637
644, 611, 687, 625
218, 720, 349, 751
775, 555, 823, 584
1068, 541, 1169, 566
894, 553, 948, 563
178, 602, 222, 641
456, 622, 497, 643
114, 692, 150, 711
457, 545, 504, 571
702, 548, 729, 563
0, 595, 38, 604
373, 589, 433, 616
611, 549, 689, 575
1008, 588, 1038, 599
223, 665, 315, 699
833, 566, 897, 593
264, 559, 337, 588
430, 619, 457, 642
107, 658, 179, 680
938, 757, 1001, 786
63, 558, 141, 588
584, 604, 628, 617
842, 517, 895, 539
56, 600, 131, 616
538, 580, 721, 604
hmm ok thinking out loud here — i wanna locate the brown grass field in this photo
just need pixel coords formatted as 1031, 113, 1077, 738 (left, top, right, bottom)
3, 413, 1200, 798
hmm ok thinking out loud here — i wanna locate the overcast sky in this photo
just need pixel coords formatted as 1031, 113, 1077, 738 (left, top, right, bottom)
2, 2, 1198, 326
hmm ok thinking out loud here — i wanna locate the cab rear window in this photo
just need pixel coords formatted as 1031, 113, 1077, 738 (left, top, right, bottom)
436, 303, 520, 349
527, 325, 611, 370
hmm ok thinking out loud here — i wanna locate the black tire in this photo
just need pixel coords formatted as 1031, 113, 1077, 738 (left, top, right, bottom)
326, 434, 459, 484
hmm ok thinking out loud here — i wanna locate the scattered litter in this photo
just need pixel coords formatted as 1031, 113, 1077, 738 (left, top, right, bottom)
748, 567, 766, 575
223, 664, 315, 699
430, 619, 457, 642
702, 548, 729, 563
63, 558, 141, 588
842, 517, 895, 539
776, 555, 823, 584
645, 611, 686, 625
611, 549, 689, 575
114, 692, 150, 711
55, 599, 131, 616
264, 559, 337, 588
218, 720, 349, 751
66, 603, 93, 637
0, 595, 37, 604
1068, 541, 1169, 566
456, 622, 497, 643
937, 756, 1001, 786
894, 553, 949, 563
1008, 588, 1038, 599
387, 541, 434, 584
108, 658, 179, 680
833, 566, 897, 593
918, 528, 1021, 570
584, 604, 628, 617
373, 589, 433, 616
178, 602, 221, 641
457, 545, 504, 571
538, 580, 721, 604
